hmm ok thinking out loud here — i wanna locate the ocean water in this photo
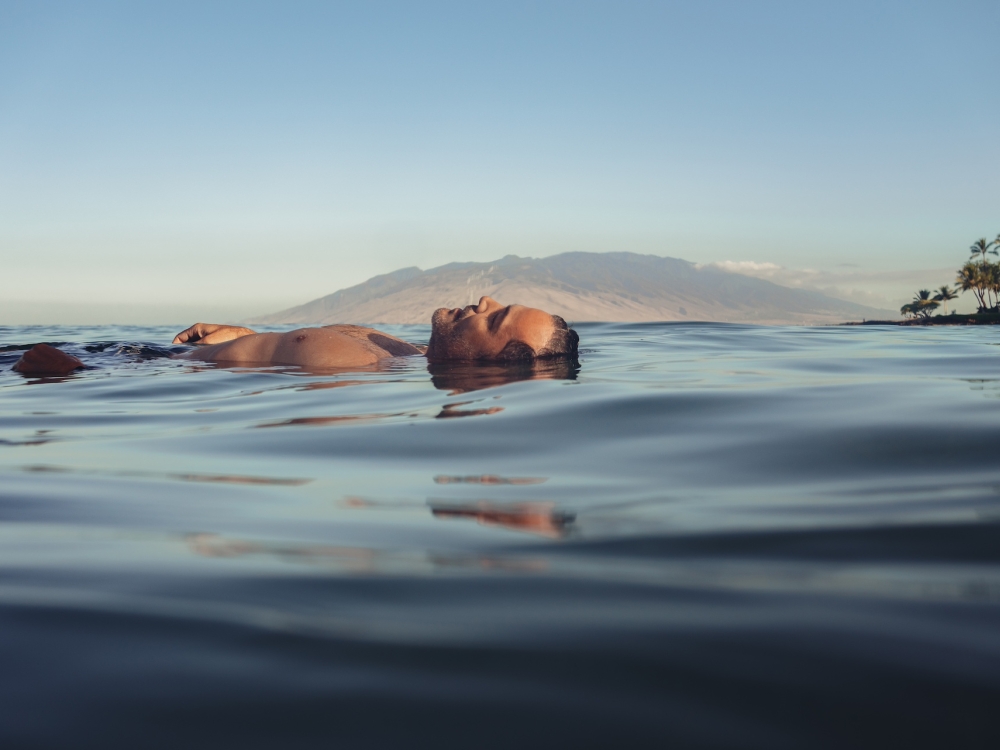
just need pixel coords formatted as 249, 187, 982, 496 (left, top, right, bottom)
1, 322, 998, 749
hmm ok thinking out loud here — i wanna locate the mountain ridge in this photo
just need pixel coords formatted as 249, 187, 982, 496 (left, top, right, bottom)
247, 252, 895, 325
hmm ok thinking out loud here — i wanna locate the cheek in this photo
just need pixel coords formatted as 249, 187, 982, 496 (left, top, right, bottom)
428, 323, 455, 355
447, 321, 500, 358
464, 324, 497, 355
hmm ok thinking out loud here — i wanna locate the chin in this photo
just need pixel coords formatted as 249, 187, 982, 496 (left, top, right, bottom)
427, 309, 450, 360
430, 308, 451, 330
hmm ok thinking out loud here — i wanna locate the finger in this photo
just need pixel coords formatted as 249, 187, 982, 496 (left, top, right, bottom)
172, 324, 205, 344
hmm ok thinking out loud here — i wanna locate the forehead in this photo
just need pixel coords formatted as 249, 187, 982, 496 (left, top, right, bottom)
510, 305, 553, 327
507, 306, 555, 347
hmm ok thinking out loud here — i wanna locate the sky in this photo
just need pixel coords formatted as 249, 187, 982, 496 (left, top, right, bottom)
2, 0, 998, 323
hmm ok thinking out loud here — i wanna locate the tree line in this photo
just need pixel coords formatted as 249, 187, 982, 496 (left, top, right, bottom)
901, 234, 1000, 318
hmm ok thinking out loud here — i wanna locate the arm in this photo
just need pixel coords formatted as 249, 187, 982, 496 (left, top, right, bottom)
172, 323, 257, 345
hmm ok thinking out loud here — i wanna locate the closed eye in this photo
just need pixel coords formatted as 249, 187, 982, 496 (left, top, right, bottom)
488, 306, 509, 333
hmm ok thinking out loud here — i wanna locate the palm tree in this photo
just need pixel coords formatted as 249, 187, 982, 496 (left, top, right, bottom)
910, 289, 940, 318
988, 263, 1000, 311
933, 285, 958, 315
970, 237, 997, 265
956, 262, 988, 311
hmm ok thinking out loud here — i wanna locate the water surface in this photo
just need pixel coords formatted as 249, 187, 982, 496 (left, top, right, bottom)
1, 323, 998, 748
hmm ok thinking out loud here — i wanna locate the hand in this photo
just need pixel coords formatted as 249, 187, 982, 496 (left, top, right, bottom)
172, 323, 257, 345
13, 344, 85, 377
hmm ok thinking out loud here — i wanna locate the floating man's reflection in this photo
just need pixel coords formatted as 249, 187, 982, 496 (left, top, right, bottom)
248, 358, 579, 426
428, 500, 576, 539
343, 491, 575, 539
433, 475, 547, 486
185, 533, 548, 573
428, 359, 579, 395
186, 533, 379, 573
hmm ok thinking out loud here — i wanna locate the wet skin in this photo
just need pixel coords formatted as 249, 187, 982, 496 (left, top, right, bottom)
172, 297, 558, 368
12, 343, 85, 377
173, 324, 421, 369
427, 296, 557, 361
9, 298, 563, 376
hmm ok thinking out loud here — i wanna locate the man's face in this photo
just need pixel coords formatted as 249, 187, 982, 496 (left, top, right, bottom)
429, 296, 557, 360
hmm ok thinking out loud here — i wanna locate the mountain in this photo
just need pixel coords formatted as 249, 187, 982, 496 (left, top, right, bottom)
247, 252, 895, 325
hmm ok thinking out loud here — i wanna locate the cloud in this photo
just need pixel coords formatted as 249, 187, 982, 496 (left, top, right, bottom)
707, 261, 783, 276
705, 261, 967, 312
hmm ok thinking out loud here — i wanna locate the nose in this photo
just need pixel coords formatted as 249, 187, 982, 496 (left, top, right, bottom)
476, 296, 497, 313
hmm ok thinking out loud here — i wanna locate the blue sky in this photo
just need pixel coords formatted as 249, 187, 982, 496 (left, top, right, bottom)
2, 1, 998, 322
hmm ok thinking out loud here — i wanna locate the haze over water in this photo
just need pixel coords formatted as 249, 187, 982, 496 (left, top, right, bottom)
1, 323, 998, 747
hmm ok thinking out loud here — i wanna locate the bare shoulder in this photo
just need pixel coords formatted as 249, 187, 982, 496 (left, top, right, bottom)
320, 325, 422, 356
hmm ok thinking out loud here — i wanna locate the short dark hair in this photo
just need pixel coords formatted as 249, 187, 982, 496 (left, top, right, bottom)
496, 316, 579, 361
538, 316, 579, 359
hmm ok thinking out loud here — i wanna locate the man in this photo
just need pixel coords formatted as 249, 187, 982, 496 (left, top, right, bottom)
11, 297, 579, 376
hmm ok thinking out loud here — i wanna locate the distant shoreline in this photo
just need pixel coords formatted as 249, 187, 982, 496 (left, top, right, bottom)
843, 313, 1000, 326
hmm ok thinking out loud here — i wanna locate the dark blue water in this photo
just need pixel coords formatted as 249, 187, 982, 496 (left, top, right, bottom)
1, 323, 999, 749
